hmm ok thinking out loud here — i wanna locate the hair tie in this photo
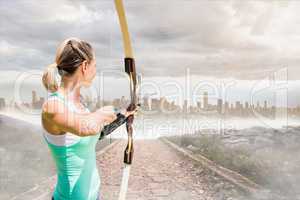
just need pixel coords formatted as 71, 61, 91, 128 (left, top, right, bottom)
57, 65, 68, 76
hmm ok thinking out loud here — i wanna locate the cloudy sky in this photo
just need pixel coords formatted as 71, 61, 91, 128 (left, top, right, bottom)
1, 0, 300, 107
1, 0, 300, 79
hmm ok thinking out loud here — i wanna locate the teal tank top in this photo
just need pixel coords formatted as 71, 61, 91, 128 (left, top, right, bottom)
43, 92, 101, 200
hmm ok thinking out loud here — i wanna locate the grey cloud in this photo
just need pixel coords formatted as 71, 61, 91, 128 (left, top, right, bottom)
1, 0, 300, 80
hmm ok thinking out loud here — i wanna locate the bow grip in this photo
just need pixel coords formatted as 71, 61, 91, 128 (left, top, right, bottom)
125, 57, 135, 74
125, 58, 137, 85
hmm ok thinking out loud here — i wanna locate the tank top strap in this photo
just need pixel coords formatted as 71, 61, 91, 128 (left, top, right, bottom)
49, 91, 65, 101
48, 91, 90, 113
48, 91, 73, 111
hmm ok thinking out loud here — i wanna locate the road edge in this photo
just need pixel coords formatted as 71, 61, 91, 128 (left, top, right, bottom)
160, 137, 265, 196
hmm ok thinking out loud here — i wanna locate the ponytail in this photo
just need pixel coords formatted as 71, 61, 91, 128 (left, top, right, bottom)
42, 37, 94, 93
42, 63, 61, 93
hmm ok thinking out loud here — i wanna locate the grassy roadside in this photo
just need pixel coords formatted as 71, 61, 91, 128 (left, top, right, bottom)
165, 132, 300, 198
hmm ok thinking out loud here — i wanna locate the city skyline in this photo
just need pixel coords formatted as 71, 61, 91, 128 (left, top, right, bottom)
1, 89, 299, 118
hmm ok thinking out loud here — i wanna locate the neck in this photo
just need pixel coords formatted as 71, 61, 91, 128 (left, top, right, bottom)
59, 78, 81, 102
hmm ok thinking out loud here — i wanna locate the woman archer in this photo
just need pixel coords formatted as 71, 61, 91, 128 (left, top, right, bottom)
41, 37, 137, 200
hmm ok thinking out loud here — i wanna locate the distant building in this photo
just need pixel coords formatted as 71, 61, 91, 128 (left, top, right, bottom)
230, 103, 234, 110
264, 100, 267, 111
32, 90, 38, 108
183, 99, 188, 113
112, 98, 121, 108
217, 99, 223, 114
245, 102, 249, 109
235, 101, 243, 116
256, 101, 260, 110
224, 101, 229, 114
151, 98, 160, 112
0, 98, 5, 110
271, 106, 276, 118
203, 92, 208, 110
197, 101, 201, 111
38, 97, 45, 108
148, 98, 153, 111
32, 91, 45, 109
120, 96, 127, 107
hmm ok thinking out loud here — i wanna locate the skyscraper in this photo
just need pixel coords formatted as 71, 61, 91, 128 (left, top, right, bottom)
203, 92, 208, 110
0, 98, 5, 110
183, 99, 188, 113
217, 99, 223, 114
32, 90, 38, 108
197, 101, 201, 111
224, 101, 229, 114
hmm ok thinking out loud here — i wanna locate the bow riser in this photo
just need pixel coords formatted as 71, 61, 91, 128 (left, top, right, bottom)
125, 58, 137, 106
124, 57, 136, 165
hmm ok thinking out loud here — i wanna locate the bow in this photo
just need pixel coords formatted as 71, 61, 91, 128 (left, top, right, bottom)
114, 0, 137, 199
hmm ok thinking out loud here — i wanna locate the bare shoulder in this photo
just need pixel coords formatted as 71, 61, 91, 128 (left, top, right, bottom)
41, 98, 66, 134
41, 98, 65, 125
42, 98, 65, 115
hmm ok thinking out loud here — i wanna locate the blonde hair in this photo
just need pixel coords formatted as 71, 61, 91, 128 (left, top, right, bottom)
42, 37, 94, 92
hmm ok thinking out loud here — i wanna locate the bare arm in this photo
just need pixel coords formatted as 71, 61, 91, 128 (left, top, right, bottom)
42, 100, 116, 136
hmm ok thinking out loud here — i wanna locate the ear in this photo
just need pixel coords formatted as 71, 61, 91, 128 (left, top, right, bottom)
81, 60, 88, 75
